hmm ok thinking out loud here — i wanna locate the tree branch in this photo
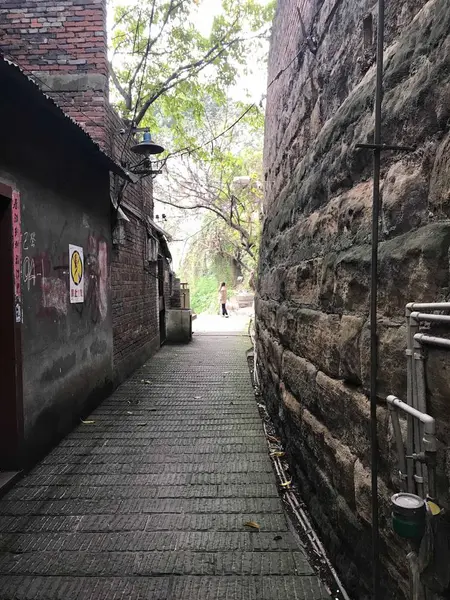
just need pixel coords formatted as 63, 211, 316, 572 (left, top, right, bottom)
135, 33, 250, 125
109, 62, 132, 109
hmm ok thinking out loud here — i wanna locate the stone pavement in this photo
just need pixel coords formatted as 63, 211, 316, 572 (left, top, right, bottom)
0, 334, 329, 599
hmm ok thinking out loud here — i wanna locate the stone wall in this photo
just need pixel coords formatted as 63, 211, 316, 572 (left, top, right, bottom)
258, 0, 450, 598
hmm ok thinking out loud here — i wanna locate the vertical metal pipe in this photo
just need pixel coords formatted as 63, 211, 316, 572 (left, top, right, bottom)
405, 310, 416, 493
410, 317, 424, 497
414, 337, 428, 496
370, 0, 385, 597
388, 406, 408, 491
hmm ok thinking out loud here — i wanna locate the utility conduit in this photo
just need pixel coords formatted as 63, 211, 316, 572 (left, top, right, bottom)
259, 419, 351, 600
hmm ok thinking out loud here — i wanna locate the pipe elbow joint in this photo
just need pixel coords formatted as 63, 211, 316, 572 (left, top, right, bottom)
422, 414, 436, 437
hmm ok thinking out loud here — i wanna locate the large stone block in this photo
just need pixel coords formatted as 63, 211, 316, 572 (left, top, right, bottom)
294, 408, 357, 506
360, 319, 407, 400
257, 325, 284, 376
281, 350, 318, 412
284, 259, 322, 307
382, 159, 428, 237
277, 306, 341, 378
254, 296, 278, 336
378, 223, 450, 317
429, 132, 450, 217
318, 223, 450, 318
339, 314, 364, 384
314, 370, 397, 480
258, 267, 286, 302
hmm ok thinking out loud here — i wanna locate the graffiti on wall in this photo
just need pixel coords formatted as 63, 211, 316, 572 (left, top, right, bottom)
18, 232, 109, 323
84, 236, 108, 323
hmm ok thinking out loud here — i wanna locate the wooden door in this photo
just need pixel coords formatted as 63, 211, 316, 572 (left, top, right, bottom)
0, 188, 23, 469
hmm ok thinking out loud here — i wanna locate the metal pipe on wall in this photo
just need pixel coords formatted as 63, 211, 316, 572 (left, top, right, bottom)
386, 395, 436, 437
415, 333, 450, 349
405, 308, 416, 494
409, 316, 425, 498
386, 396, 437, 502
406, 302, 450, 312
414, 334, 428, 496
369, 0, 386, 595
411, 312, 450, 324
388, 403, 408, 491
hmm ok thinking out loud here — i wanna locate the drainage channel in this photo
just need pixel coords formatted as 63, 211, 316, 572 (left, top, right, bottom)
247, 350, 351, 600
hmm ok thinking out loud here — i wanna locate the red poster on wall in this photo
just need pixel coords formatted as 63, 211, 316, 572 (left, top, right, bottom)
11, 190, 22, 322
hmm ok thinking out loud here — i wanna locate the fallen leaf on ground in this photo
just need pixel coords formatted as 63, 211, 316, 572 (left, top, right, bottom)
270, 451, 285, 457
244, 521, 261, 530
80, 419, 95, 424
280, 480, 292, 487
126, 411, 133, 415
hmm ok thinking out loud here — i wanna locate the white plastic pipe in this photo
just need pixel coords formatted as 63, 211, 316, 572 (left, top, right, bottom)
406, 302, 450, 312
410, 312, 450, 324
415, 333, 450, 349
386, 395, 435, 436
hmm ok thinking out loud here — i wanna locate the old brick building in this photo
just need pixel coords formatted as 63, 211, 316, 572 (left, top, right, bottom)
0, 0, 177, 467
258, 0, 450, 598
0, 0, 172, 385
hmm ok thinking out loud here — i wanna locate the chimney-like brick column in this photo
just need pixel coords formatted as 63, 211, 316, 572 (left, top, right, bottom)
0, 0, 109, 147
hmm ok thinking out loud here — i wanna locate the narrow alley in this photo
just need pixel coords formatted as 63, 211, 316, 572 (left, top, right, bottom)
0, 333, 328, 599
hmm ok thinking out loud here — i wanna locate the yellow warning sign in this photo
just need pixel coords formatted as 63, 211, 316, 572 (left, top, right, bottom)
69, 244, 84, 303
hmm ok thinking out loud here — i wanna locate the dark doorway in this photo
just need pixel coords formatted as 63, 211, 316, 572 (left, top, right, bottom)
0, 190, 23, 470
157, 255, 166, 345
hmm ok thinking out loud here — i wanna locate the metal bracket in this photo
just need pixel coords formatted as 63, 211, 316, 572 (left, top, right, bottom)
414, 474, 424, 484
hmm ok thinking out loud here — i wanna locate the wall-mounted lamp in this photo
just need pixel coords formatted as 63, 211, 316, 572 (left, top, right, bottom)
129, 128, 165, 177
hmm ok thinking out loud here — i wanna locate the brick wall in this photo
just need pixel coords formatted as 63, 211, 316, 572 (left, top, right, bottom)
0, 0, 109, 146
108, 107, 159, 383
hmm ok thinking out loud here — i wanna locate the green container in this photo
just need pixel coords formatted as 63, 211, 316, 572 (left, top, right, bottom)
392, 512, 425, 539
391, 493, 426, 540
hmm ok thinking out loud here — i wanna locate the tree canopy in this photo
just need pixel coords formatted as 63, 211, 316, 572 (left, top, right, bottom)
109, 0, 274, 149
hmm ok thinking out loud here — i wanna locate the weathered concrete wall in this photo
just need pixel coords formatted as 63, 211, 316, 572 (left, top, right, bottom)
258, 0, 450, 598
0, 78, 113, 463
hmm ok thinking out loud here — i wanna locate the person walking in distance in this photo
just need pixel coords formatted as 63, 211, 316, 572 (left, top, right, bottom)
219, 282, 229, 317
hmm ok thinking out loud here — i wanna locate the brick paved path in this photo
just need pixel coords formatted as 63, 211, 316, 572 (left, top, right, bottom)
0, 334, 329, 599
